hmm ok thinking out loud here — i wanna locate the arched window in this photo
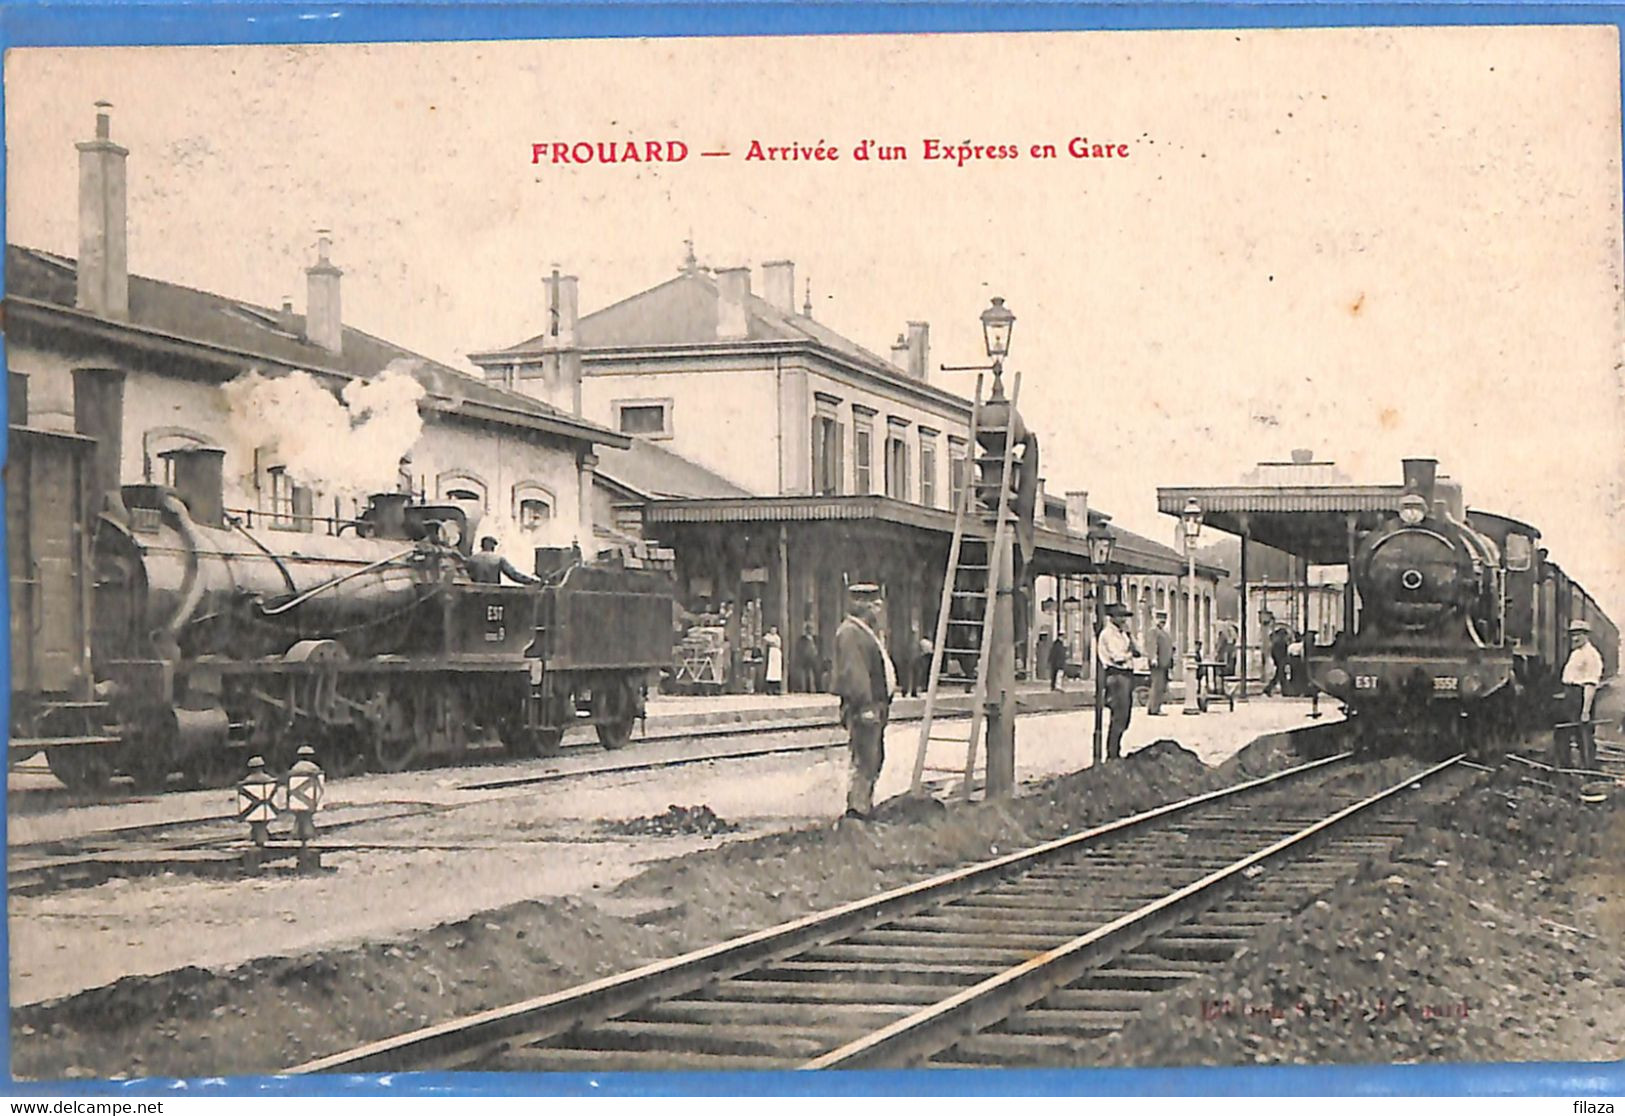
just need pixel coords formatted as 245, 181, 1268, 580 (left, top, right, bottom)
512, 482, 556, 533
436, 470, 489, 509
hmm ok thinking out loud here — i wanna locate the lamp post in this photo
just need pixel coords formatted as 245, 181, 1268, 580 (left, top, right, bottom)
1087, 521, 1116, 764
1181, 497, 1204, 715
980, 297, 1015, 400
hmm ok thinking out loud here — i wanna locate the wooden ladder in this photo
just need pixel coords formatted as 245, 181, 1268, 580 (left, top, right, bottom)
910, 370, 1024, 800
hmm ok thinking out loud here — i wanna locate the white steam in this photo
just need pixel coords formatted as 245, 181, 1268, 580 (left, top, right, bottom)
223, 361, 426, 501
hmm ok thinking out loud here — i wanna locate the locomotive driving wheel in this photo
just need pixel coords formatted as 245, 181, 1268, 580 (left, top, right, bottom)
45, 744, 115, 793
368, 689, 425, 773
592, 677, 638, 751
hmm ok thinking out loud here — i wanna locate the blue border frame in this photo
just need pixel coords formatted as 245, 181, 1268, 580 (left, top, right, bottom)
1, 0, 1622, 1098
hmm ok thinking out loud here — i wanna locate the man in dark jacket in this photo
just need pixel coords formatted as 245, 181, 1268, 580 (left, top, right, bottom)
833, 583, 895, 820
1146, 612, 1175, 714
1262, 622, 1290, 696
466, 536, 540, 586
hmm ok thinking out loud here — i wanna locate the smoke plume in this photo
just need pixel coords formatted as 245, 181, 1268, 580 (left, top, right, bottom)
223, 361, 426, 501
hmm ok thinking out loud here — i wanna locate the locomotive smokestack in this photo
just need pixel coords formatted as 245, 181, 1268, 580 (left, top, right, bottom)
1401, 458, 1438, 505
72, 366, 129, 521
162, 445, 227, 528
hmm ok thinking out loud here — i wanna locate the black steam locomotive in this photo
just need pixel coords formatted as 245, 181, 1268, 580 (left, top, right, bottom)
1307, 458, 1617, 753
8, 369, 674, 791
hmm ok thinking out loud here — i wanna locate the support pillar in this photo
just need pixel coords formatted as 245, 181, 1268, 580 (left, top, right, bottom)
1236, 516, 1250, 701
577, 451, 597, 557
984, 530, 1017, 798
1343, 514, 1358, 636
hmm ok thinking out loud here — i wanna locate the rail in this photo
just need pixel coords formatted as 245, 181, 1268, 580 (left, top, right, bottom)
285, 752, 1353, 1074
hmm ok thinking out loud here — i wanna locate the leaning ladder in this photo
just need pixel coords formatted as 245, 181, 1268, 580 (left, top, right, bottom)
909, 370, 1024, 800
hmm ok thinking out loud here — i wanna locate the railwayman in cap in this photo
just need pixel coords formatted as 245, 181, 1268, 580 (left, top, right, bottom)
1096, 603, 1141, 760
466, 536, 541, 586
1558, 619, 1604, 770
1146, 612, 1175, 715
834, 583, 896, 820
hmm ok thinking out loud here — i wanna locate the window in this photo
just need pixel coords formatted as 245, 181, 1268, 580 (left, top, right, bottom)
919, 428, 939, 508
613, 398, 673, 439
853, 407, 876, 494
811, 394, 844, 496
266, 466, 313, 532
519, 498, 553, 531
948, 437, 968, 512
884, 419, 910, 501
437, 472, 489, 509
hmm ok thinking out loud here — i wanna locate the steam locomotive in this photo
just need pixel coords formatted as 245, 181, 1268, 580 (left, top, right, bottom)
1307, 458, 1617, 753
9, 369, 674, 792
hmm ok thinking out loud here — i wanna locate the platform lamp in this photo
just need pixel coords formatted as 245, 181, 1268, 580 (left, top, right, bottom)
980, 297, 1015, 400
1181, 497, 1205, 715
1087, 520, 1116, 765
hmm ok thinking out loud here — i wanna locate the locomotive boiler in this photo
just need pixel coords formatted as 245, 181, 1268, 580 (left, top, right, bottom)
12, 367, 674, 791
1308, 457, 1616, 753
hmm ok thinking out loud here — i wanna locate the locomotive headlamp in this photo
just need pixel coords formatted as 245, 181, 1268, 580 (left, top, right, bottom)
1323, 667, 1352, 693
1399, 495, 1427, 526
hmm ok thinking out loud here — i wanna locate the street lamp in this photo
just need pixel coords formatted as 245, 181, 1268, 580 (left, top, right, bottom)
1087, 520, 1116, 764
980, 297, 1016, 399
1181, 497, 1205, 715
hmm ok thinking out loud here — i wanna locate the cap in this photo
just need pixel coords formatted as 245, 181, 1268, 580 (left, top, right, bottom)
1105, 603, 1133, 618
1154, 611, 1168, 621
1569, 620, 1592, 633
848, 582, 883, 602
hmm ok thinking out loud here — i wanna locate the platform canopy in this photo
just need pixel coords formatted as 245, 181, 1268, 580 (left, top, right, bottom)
1156, 484, 1409, 565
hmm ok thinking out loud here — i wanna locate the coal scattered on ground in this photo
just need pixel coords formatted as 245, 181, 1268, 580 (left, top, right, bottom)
600, 804, 740, 838
7, 728, 1306, 1080
1075, 761, 1625, 1068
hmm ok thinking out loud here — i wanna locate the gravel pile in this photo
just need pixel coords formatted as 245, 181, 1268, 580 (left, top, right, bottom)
600, 804, 740, 837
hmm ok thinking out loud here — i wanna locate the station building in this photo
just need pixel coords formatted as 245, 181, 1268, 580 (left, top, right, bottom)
475, 249, 1226, 686
6, 106, 626, 553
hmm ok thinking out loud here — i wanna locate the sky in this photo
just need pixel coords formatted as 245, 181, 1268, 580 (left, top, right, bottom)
6, 27, 1623, 615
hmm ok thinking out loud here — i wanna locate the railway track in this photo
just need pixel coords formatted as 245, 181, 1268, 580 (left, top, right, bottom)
286, 752, 1465, 1074
7, 706, 1094, 893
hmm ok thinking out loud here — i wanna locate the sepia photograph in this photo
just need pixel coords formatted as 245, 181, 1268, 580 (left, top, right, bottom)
3, 19, 1623, 1091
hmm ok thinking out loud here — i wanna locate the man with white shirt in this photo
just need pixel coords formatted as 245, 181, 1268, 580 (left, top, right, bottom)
1096, 602, 1140, 760
1558, 619, 1604, 771
834, 583, 896, 820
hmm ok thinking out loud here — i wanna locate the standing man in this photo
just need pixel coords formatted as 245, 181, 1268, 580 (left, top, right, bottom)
465, 536, 541, 586
1262, 622, 1290, 696
834, 584, 896, 820
1216, 624, 1238, 683
1047, 633, 1069, 691
1558, 619, 1604, 771
795, 622, 820, 693
1096, 602, 1139, 760
1146, 612, 1175, 715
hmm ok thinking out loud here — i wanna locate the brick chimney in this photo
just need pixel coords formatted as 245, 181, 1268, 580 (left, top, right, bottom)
762, 260, 795, 314
906, 321, 930, 381
716, 267, 751, 341
305, 231, 343, 354
541, 266, 579, 349
76, 102, 129, 320
1064, 490, 1089, 535
890, 333, 910, 370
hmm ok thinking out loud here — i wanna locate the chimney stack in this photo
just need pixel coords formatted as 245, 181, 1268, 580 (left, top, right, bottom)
541, 266, 580, 349
162, 445, 227, 528
906, 321, 930, 381
76, 101, 129, 320
890, 333, 910, 370
72, 367, 129, 520
305, 231, 343, 354
1290, 448, 1314, 464
716, 267, 751, 341
1065, 490, 1089, 535
762, 260, 796, 314
1401, 457, 1438, 505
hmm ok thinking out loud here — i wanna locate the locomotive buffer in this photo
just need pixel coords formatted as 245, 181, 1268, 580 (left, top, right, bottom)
909, 369, 1038, 801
